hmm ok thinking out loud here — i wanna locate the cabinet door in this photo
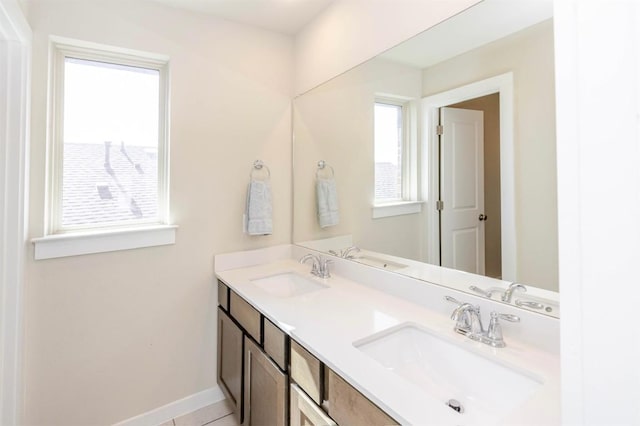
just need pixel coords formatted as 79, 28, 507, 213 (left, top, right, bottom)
243, 336, 287, 426
217, 307, 243, 424
291, 383, 336, 426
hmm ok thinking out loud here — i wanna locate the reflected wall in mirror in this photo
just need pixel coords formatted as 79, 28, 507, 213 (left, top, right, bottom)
293, 1, 558, 316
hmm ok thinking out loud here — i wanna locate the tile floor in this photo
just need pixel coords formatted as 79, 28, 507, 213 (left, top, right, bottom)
158, 399, 239, 426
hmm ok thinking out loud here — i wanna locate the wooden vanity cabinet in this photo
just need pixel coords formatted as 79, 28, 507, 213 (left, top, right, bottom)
229, 290, 261, 343
291, 383, 337, 426
243, 336, 288, 426
290, 340, 323, 405
264, 317, 287, 371
217, 280, 288, 426
326, 369, 399, 426
217, 306, 243, 425
289, 338, 399, 426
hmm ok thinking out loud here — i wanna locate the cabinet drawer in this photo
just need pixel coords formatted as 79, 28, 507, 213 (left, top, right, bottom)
218, 280, 229, 311
291, 383, 336, 426
230, 291, 261, 343
290, 340, 322, 405
327, 369, 398, 426
263, 317, 287, 371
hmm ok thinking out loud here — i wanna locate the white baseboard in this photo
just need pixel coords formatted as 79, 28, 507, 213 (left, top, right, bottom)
113, 386, 226, 426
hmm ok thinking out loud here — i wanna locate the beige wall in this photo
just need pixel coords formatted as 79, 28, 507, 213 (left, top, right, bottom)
24, 1, 292, 424
293, 58, 425, 261
422, 19, 558, 291
293, 0, 480, 95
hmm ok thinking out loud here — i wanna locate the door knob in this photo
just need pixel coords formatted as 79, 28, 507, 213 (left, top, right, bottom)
478, 214, 488, 221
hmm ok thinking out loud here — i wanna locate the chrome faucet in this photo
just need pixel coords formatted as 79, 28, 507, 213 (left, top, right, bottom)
452, 304, 484, 340
328, 246, 361, 259
502, 283, 527, 302
341, 246, 361, 259
445, 296, 483, 340
445, 296, 521, 347
299, 254, 332, 279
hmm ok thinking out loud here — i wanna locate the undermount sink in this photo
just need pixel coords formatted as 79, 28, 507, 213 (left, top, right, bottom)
250, 272, 328, 298
354, 323, 542, 421
353, 255, 407, 271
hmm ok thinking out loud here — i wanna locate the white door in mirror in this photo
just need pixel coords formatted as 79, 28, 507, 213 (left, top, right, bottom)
440, 107, 485, 275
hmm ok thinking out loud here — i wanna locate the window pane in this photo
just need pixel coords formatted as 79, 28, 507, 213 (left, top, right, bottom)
374, 102, 403, 201
62, 58, 160, 228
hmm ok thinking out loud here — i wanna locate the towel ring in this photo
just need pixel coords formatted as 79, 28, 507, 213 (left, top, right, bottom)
316, 160, 335, 179
251, 160, 271, 179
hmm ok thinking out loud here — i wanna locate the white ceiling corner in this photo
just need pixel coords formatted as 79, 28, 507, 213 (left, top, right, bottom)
151, 0, 335, 35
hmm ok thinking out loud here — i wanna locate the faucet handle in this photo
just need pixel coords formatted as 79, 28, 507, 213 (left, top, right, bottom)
483, 311, 520, 348
444, 296, 479, 312
444, 295, 463, 305
495, 312, 520, 322
469, 285, 493, 298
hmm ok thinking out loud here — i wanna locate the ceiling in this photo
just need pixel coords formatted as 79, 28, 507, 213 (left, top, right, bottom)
380, 0, 553, 69
151, 0, 335, 35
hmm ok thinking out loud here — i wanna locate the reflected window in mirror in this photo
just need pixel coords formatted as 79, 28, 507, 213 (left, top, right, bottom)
374, 99, 416, 205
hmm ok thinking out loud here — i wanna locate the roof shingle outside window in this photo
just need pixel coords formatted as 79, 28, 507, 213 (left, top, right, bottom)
62, 141, 158, 227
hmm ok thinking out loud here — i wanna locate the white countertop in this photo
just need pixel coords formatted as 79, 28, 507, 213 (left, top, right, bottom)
216, 257, 560, 426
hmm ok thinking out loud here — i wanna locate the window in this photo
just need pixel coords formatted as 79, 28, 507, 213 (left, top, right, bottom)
372, 98, 421, 218
34, 38, 174, 259
374, 101, 405, 202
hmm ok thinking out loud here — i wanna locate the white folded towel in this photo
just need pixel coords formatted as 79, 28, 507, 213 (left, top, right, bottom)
316, 178, 339, 228
245, 179, 273, 236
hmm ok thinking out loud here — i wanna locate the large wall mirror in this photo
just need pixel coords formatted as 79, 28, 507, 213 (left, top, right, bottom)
292, 0, 559, 317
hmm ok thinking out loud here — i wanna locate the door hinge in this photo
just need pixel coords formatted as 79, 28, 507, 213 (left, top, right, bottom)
436, 125, 443, 135
436, 200, 444, 211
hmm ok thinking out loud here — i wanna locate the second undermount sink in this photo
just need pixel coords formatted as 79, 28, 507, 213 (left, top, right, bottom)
354, 323, 543, 421
250, 272, 328, 298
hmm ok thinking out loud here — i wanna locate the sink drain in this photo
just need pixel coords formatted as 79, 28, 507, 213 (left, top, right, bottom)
446, 399, 464, 414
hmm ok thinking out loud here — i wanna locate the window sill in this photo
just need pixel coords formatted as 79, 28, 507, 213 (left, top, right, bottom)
372, 201, 423, 219
32, 224, 177, 260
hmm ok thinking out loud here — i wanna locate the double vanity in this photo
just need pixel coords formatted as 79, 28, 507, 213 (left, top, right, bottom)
215, 245, 560, 425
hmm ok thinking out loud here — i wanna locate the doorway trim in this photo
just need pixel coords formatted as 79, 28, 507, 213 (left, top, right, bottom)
0, 0, 31, 424
421, 72, 515, 281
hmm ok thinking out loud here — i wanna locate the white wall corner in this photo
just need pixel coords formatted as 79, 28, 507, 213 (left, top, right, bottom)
0, 1, 31, 425
0, 0, 30, 42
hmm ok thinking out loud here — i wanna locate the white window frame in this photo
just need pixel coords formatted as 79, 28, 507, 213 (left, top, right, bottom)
372, 96, 422, 218
32, 37, 175, 259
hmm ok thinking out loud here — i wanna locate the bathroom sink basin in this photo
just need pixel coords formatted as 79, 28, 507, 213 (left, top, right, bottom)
250, 272, 328, 298
353, 255, 407, 271
354, 323, 542, 421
